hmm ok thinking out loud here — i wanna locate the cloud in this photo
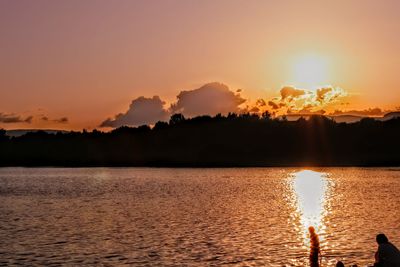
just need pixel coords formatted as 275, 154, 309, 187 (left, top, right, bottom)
317, 87, 346, 105
170, 82, 246, 117
316, 87, 332, 102
0, 113, 32, 124
101, 82, 248, 128
249, 106, 260, 113
256, 99, 266, 107
100, 96, 169, 127
330, 108, 387, 116
262, 85, 347, 115
24, 116, 33, 123
100, 82, 354, 128
39, 115, 69, 124
280, 86, 306, 100
268, 100, 280, 110
53, 117, 68, 123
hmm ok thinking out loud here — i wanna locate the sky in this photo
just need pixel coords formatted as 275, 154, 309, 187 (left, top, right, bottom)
1, 0, 400, 130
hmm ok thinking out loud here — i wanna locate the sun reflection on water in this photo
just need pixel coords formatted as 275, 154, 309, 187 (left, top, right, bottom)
291, 170, 329, 246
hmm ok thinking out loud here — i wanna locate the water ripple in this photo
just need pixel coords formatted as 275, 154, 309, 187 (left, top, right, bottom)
0, 167, 399, 266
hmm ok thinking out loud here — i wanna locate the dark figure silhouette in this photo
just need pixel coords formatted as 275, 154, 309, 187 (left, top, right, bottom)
309, 226, 321, 267
336, 261, 345, 267
373, 234, 400, 267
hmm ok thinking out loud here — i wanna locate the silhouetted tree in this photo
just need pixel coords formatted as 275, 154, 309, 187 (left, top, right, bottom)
261, 111, 272, 120
154, 121, 168, 130
0, 129, 8, 142
227, 112, 237, 119
0, 115, 399, 167
169, 113, 185, 125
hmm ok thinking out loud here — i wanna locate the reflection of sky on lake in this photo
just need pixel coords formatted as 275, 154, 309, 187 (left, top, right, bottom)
2, 168, 400, 267
291, 170, 329, 246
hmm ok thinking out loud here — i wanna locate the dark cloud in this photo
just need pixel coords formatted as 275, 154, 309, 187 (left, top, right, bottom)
53, 117, 68, 123
280, 86, 306, 100
0, 113, 32, 124
100, 96, 169, 128
39, 115, 68, 124
170, 82, 246, 117
1, 112, 70, 125
0, 113, 22, 123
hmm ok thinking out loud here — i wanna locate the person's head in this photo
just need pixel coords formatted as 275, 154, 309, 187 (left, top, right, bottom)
376, 233, 389, 244
336, 261, 345, 267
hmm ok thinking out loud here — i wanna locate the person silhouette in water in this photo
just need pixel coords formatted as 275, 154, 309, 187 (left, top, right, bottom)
373, 233, 400, 267
309, 226, 321, 267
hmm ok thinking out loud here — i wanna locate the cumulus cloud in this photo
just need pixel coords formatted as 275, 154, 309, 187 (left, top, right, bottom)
100, 82, 248, 128
263, 85, 347, 114
100, 96, 169, 127
0, 113, 32, 124
170, 82, 246, 117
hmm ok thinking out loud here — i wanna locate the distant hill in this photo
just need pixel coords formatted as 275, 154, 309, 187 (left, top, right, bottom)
5, 129, 69, 137
282, 114, 366, 123
381, 112, 400, 121
330, 115, 366, 123
282, 111, 400, 124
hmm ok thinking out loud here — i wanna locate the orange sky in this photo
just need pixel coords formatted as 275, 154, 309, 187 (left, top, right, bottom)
1, 0, 400, 130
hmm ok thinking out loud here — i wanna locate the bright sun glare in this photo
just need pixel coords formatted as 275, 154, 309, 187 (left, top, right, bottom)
292, 170, 329, 246
290, 54, 330, 90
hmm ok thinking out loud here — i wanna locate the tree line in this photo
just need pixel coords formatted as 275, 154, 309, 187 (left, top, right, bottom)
1, 113, 400, 167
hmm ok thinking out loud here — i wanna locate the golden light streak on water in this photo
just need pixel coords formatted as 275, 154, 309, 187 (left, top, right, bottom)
291, 170, 329, 247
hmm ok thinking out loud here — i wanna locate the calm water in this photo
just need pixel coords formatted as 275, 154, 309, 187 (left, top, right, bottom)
0, 168, 399, 266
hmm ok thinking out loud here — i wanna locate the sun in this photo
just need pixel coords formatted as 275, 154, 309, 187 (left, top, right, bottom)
289, 53, 331, 90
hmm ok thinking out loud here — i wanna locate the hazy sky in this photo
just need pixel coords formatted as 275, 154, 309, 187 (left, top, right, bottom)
1, 0, 400, 129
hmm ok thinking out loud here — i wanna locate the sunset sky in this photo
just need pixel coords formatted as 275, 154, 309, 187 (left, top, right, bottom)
1, 0, 400, 130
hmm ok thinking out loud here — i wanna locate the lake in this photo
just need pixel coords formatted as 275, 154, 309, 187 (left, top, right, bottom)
0, 168, 399, 266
